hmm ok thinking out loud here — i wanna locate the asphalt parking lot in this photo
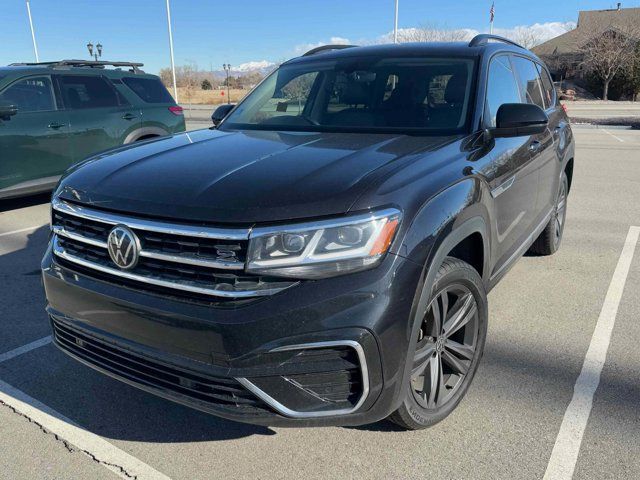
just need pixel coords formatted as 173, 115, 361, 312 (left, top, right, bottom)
0, 126, 639, 480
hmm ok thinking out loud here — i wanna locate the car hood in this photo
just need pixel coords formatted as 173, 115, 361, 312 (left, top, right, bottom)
58, 128, 457, 224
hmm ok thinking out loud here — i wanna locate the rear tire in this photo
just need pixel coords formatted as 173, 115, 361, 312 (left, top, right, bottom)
388, 257, 488, 430
528, 172, 568, 256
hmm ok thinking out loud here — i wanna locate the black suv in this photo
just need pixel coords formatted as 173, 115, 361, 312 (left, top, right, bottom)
42, 36, 574, 430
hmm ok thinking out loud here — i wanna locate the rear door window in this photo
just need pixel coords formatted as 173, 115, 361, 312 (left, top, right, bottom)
485, 56, 521, 128
511, 56, 545, 110
122, 77, 175, 103
59, 75, 120, 109
536, 64, 556, 109
0, 76, 55, 112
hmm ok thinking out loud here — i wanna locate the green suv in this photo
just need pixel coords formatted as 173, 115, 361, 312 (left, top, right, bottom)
0, 60, 185, 199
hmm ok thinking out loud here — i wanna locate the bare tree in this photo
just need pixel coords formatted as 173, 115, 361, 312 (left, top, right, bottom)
576, 21, 640, 100
159, 68, 173, 89
542, 53, 573, 89
396, 23, 472, 43
506, 27, 543, 50
180, 62, 199, 105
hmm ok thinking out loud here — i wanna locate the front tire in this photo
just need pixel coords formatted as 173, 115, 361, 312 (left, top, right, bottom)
389, 257, 488, 430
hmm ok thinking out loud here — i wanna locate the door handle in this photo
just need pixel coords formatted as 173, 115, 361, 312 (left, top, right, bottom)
528, 141, 542, 152
122, 113, 138, 121
48, 122, 66, 130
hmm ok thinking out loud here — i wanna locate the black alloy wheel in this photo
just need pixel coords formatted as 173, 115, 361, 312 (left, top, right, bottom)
553, 178, 567, 249
411, 284, 479, 409
389, 257, 488, 430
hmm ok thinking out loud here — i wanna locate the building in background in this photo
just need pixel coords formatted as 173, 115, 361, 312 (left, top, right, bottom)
533, 4, 640, 99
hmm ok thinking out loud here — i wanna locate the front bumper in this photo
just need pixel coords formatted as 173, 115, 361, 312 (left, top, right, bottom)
42, 243, 422, 427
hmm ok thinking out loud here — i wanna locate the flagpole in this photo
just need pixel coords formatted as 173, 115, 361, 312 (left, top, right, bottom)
393, 0, 399, 43
26, 0, 39, 62
165, 0, 178, 103
489, 2, 494, 34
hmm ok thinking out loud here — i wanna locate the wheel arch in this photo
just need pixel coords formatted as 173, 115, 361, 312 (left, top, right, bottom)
564, 157, 574, 192
123, 127, 169, 144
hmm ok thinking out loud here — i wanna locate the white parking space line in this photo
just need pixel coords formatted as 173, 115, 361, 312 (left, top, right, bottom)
544, 226, 640, 480
601, 129, 625, 143
0, 336, 51, 364
0, 225, 42, 238
0, 379, 172, 480
0, 337, 171, 478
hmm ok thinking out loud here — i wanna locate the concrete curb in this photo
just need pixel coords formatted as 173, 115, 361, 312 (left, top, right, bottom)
570, 123, 634, 130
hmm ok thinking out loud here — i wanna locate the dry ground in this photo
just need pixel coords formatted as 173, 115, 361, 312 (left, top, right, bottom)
173, 87, 248, 105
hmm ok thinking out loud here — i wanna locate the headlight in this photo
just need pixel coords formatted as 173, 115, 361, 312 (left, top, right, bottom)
246, 209, 401, 279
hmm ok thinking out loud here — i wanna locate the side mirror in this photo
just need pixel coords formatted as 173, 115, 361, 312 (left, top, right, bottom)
211, 104, 235, 127
0, 104, 18, 121
491, 103, 548, 138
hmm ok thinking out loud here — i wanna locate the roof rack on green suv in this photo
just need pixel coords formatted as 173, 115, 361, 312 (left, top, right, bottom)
9, 59, 145, 73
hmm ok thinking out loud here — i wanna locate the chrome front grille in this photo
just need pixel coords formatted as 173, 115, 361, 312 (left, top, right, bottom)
51, 198, 297, 299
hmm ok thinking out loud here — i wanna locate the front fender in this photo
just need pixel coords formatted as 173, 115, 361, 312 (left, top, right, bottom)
395, 177, 491, 283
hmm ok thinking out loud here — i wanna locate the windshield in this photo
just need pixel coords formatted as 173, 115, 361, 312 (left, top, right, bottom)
223, 56, 476, 135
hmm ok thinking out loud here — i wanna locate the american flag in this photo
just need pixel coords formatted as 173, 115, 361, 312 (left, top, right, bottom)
490, 2, 495, 22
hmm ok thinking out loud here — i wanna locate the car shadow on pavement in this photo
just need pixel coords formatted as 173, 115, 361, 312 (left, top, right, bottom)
0, 226, 52, 352
0, 225, 276, 442
0, 193, 51, 213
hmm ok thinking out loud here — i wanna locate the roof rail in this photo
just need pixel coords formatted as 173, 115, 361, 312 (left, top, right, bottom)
468, 34, 525, 49
8, 60, 145, 73
303, 44, 357, 56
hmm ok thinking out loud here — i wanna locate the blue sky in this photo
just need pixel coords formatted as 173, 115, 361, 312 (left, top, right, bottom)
2, 0, 638, 74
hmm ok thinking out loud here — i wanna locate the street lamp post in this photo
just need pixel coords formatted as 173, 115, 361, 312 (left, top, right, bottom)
393, 0, 399, 44
165, 0, 178, 103
223, 64, 231, 104
87, 42, 103, 61
26, 0, 39, 62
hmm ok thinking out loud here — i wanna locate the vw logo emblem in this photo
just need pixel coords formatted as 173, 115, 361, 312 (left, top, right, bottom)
107, 225, 140, 270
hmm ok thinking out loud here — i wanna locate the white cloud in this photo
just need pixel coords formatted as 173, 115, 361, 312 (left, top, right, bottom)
232, 60, 276, 72
267, 21, 576, 68
376, 21, 575, 48
293, 36, 352, 55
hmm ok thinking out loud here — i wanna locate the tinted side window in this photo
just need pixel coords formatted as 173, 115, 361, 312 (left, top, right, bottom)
536, 63, 556, 109
511, 56, 545, 110
122, 77, 174, 103
59, 75, 119, 109
0, 76, 54, 112
485, 56, 521, 128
